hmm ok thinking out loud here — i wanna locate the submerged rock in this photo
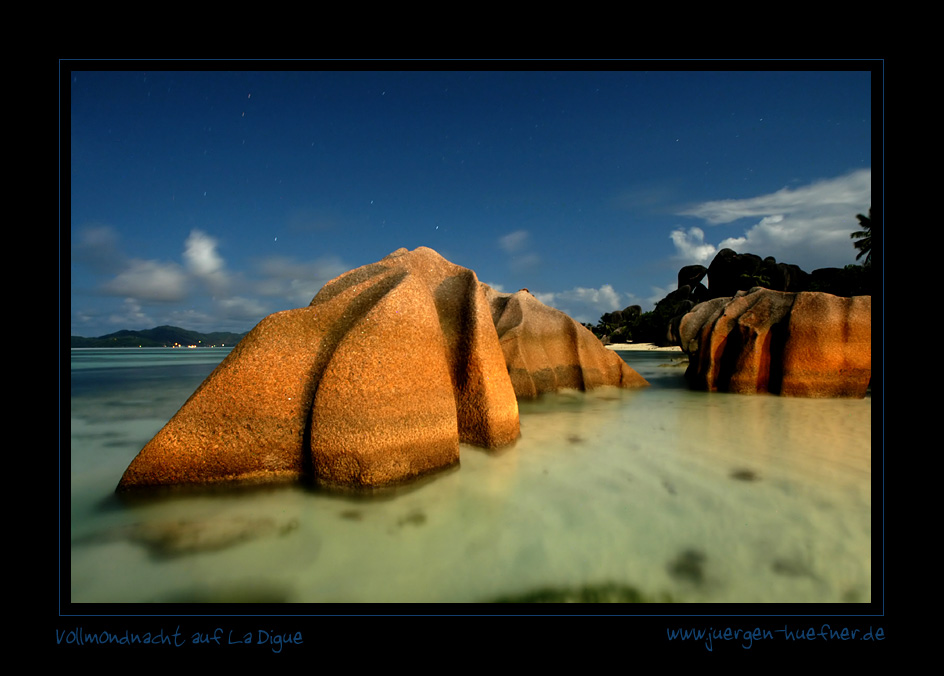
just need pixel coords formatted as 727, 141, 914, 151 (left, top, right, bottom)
117, 247, 648, 492
76, 516, 300, 559
678, 288, 871, 397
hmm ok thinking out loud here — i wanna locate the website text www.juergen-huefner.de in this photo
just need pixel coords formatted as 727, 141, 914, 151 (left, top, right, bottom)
667, 624, 885, 652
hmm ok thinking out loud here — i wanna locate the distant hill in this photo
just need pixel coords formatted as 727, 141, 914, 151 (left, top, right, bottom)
70, 325, 248, 348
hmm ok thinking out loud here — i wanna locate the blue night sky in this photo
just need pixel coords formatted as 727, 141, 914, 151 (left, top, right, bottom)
68, 67, 874, 337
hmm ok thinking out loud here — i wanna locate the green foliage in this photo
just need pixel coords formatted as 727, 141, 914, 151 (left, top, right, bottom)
486, 581, 674, 603
850, 207, 873, 267
631, 311, 665, 344
591, 307, 673, 345
738, 272, 771, 288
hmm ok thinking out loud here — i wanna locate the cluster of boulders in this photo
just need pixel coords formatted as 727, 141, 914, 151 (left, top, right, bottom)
661, 250, 872, 398
116, 245, 872, 495
665, 248, 870, 346
591, 248, 870, 348
117, 247, 648, 493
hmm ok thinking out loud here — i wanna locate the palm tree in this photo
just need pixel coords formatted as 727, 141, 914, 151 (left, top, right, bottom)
850, 208, 872, 267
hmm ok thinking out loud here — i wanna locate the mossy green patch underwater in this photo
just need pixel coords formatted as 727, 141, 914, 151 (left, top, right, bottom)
485, 582, 674, 603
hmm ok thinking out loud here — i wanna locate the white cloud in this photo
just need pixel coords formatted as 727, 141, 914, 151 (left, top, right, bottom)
161, 307, 220, 333
105, 298, 153, 328
94, 229, 232, 304
679, 169, 871, 225
536, 284, 624, 324
499, 229, 530, 253
253, 254, 351, 306
184, 229, 229, 292
673, 168, 871, 270
498, 229, 541, 271
669, 226, 716, 263
511, 252, 541, 270
217, 296, 269, 321
101, 259, 189, 302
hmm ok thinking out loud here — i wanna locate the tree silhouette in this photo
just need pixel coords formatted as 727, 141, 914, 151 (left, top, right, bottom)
850, 208, 873, 267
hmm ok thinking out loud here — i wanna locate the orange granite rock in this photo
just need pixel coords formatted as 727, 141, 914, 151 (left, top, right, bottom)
306, 247, 520, 489
117, 247, 649, 492
114, 306, 330, 491
678, 288, 871, 397
118, 247, 520, 492
483, 286, 649, 398
779, 292, 871, 398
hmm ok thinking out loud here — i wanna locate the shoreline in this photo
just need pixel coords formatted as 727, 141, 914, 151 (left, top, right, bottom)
606, 342, 683, 353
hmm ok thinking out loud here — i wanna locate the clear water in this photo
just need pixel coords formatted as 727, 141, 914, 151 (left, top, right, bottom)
68, 348, 872, 603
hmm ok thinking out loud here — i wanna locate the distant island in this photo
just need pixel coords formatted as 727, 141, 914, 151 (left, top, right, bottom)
70, 325, 248, 348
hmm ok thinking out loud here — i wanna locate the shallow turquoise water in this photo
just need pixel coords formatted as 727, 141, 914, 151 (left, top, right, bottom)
68, 347, 872, 603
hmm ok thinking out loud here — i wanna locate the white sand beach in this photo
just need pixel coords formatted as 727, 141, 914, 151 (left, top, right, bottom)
606, 342, 684, 352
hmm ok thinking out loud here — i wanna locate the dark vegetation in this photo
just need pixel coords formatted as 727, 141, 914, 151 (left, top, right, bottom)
70, 325, 248, 348
486, 581, 674, 603
586, 207, 876, 346
850, 208, 874, 267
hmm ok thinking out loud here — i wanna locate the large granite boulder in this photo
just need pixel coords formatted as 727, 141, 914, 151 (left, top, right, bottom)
117, 247, 648, 492
639, 249, 867, 352
678, 288, 871, 397
483, 286, 649, 398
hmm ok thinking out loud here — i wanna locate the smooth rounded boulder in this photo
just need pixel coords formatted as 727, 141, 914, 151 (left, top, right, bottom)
483, 286, 649, 398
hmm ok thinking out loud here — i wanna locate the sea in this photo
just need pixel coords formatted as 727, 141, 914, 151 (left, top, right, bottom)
68, 347, 873, 604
